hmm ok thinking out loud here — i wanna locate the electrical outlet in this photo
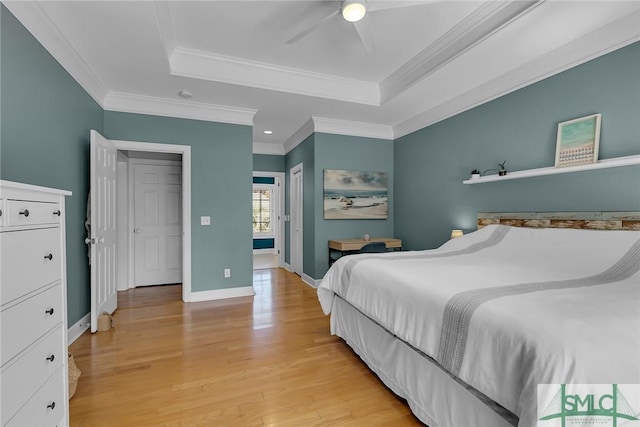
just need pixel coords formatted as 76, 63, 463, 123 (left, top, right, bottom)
224, 268, 231, 278
201, 216, 211, 226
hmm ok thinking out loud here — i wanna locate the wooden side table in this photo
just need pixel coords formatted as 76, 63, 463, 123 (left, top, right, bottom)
328, 237, 402, 266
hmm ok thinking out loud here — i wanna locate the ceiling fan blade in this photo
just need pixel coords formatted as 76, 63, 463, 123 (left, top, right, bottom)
353, 17, 375, 54
286, 10, 339, 44
367, 1, 435, 13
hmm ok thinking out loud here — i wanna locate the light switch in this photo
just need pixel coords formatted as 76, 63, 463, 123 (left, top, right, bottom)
201, 216, 211, 226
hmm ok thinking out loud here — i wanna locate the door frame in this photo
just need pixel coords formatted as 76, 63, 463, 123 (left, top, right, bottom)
128, 158, 182, 289
112, 139, 192, 302
289, 163, 303, 275
253, 171, 285, 268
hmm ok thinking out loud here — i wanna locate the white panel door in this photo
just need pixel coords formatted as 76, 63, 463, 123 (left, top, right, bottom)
133, 164, 182, 286
290, 164, 303, 275
90, 130, 117, 333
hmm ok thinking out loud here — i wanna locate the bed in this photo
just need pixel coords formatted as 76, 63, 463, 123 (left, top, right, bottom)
317, 212, 640, 427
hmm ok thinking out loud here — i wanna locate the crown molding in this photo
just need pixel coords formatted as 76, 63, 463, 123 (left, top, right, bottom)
253, 143, 285, 155
312, 117, 394, 140
380, 0, 542, 104
284, 119, 315, 154
3, 1, 108, 107
153, 1, 177, 63
103, 92, 256, 126
169, 47, 380, 106
283, 116, 394, 154
393, 11, 640, 139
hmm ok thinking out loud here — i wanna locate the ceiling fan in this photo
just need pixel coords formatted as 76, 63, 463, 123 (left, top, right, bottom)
286, 1, 431, 53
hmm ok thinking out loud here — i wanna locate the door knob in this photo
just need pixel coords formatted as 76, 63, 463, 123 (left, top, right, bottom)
133, 228, 142, 234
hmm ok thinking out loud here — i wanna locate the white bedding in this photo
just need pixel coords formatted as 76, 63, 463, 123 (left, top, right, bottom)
317, 225, 640, 427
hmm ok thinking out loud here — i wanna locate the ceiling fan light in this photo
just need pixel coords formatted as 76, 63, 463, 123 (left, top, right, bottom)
342, 1, 366, 23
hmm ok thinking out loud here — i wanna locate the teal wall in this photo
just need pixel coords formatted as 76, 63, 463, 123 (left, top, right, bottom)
284, 133, 394, 279
104, 111, 253, 293
284, 134, 315, 274
1, 6, 104, 326
313, 133, 394, 278
394, 42, 640, 250
253, 154, 285, 172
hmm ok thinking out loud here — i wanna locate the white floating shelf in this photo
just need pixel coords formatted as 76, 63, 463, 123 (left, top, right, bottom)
463, 154, 640, 184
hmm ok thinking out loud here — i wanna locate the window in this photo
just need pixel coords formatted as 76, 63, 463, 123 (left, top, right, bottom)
253, 185, 273, 235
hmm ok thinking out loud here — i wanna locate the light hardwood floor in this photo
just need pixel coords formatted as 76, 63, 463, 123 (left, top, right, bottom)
69, 268, 425, 426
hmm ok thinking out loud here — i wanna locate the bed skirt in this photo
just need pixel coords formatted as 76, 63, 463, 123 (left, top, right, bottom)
330, 296, 517, 427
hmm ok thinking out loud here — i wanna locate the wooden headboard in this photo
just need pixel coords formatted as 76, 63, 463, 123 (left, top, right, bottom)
478, 212, 640, 231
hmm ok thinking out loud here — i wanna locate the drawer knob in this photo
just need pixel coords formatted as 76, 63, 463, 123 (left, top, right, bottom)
19, 209, 30, 217
44, 253, 54, 261
47, 401, 56, 410
46, 354, 55, 362
53, 209, 61, 216
45, 308, 55, 315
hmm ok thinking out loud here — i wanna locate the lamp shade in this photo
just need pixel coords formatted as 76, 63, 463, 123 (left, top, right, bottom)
342, 1, 367, 22
451, 229, 464, 239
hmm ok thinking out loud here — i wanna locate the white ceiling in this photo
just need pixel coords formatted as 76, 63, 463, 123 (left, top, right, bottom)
5, 1, 640, 154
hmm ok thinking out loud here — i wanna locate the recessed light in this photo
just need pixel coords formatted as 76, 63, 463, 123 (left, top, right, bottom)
178, 90, 192, 99
263, 130, 273, 135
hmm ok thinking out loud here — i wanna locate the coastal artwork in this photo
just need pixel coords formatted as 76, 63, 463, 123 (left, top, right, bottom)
555, 113, 601, 167
323, 169, 388, 219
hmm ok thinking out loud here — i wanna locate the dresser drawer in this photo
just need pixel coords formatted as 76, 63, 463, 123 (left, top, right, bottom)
5, 367, 65, 427
1, 327, 64, 426
0, 228, 62, 305
5, 200, 61, 227
1, 284, 63, 366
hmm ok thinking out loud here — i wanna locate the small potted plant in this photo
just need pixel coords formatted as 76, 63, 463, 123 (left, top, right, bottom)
498, 160, 507, 176
470, 169, 481, 179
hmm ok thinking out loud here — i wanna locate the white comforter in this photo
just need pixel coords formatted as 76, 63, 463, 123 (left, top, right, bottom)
317, 225, 640, 427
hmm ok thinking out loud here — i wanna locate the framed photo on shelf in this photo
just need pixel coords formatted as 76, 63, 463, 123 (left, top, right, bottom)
555, 113, 601, 168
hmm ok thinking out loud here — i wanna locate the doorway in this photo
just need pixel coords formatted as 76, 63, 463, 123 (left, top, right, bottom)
112, 139, 192, 302
252, 172, 285, 270
121, 153, 183, 287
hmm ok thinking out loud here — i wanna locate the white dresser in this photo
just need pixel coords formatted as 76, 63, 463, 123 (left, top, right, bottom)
1, 180, 71, 427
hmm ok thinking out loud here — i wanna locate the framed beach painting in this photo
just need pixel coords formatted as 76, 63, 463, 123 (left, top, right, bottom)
555, 113, 601, 168
323, 169, 388, 219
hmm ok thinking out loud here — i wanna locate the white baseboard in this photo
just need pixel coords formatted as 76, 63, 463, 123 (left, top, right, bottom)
68, 312, 91, 345
301, 273, 321, 288
282, 263, 319, 287
186, 286, 255, 302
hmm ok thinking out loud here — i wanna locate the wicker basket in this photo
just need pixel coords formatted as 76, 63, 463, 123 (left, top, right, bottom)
68, 353, 81, 399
